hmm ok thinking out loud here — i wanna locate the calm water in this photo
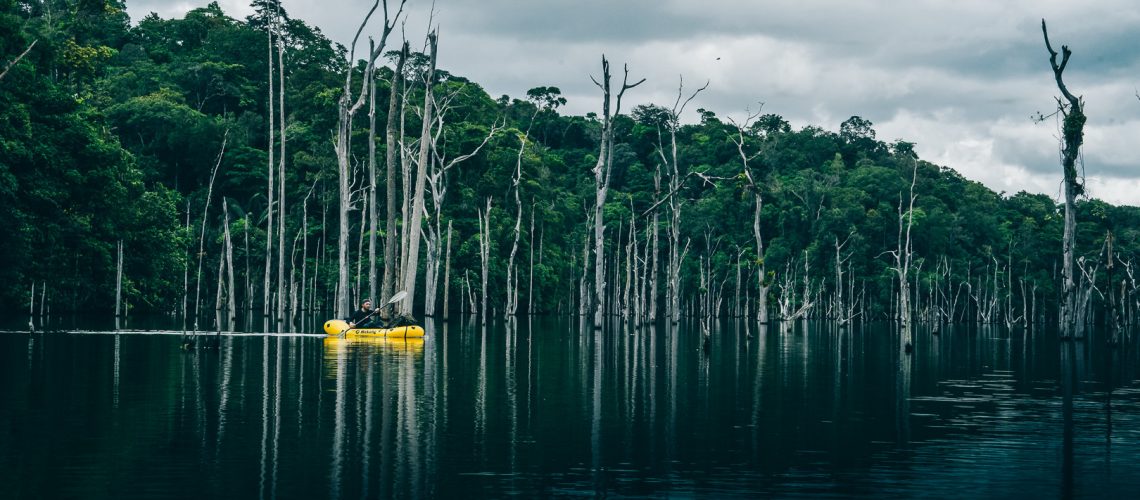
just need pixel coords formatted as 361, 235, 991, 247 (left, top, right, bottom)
1, 317, 1138, 498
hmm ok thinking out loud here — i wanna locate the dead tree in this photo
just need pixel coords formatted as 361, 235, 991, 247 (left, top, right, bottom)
834, 232, 859, 325
222, 199, 237, 330
504, 132, 524, 317
275, 0, 287, 330
590, 56, 644, 328
478, 197, 492, 324
399, 31, 438, 316
0, 39, 36, 82
263, 12, 276, 322
1042, 19, 1085, 337
579, 212, 593, 318
1075, 255, 1102, 337
528, 202, 536, 315
381, 42, 408, 308
650, 166, 661, 320
443, 220, 452, 319
729, 107, 770, 323
115, 240, 124, 322
661, 79, 706, 325
367, 43, 380, 308
888, 159, 918, 351
423, 100, 498, 316
299, 183, 314, 317
193, 132, 228, 331
334, 0, 405, 318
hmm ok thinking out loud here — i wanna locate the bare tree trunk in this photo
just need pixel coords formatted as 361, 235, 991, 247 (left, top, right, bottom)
354, 195, 365, 305
300, 188, 310, 316
734, 248, 742, 318
650, 167, 660, 321
443, 220, 452, 320
0, 39, 36, 82
579, 228, 591, 318
505, 134, 524, 317
729, 110, 768, 324
215, 248, 225, 330
1106, 232, 1118, 341
479, 198, 492, 325
834, 234, 855, 325
276, 12, 287, 330
335, 1, 403, 318
422, 103, 496, 317
115, 240, 123, 321
1041, 20, 1085, 338
591, 59, 612, 329
659, 78, 706, 324
623, 205, 635, 320
464, 271, 477, 315
528, 201, 535, 315
223, 200, 237, 330
194, 132, 229, 331
288, 236, 299, 330
892, 159, 918, 351
382, 42, 407, 306
399, 31, 438, 316
590, 57, 645, 329
368, 53, 379, 306
264, 18, 276, 323
425, 228, 440, 317
244, 218, 250, 316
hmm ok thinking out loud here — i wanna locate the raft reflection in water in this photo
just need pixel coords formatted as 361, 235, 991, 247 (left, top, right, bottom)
322, 335, 425, 355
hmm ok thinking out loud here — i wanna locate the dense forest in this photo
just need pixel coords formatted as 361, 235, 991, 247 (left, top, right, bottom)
2, 0, 1138, 333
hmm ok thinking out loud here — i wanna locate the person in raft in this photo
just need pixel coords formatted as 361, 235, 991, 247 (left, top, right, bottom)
348, 299, 378, 328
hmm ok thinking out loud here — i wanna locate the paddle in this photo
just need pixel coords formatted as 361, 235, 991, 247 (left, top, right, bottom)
351, 290, 407, 327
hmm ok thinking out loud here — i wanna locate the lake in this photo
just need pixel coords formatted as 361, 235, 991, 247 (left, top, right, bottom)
1, 316, 1137, 498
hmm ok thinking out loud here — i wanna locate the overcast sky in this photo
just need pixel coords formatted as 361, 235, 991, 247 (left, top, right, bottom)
131, 0, 1140, 206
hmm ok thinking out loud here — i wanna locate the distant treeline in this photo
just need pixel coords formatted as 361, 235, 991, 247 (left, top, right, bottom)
1, 0, 1137, 328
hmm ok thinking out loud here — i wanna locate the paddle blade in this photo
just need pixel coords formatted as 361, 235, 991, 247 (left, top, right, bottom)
386, 290, 408, 305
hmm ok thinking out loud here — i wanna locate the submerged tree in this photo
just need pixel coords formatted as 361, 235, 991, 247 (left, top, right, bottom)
334, 0, 405, 318
589, 56, 644, 329
399, 30, 438, 316
1041, 19, 1085, 338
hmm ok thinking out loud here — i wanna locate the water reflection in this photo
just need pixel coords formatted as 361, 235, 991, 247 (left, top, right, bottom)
1, 320, 1139, 498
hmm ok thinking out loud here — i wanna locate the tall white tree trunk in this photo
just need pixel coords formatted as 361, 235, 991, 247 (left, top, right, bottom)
590, 57, 644, 329
443, 220, 452, 320
892, 160, 918, 351
527, 202, 535, 315
115, 240, 123, 320
223, 200, 237, 330
381, 42, 407, 307
399, 31, 438, 316
1041, 20, 1084, 338
649, 167, 660, 321
479, 198, 492, 324
276, 13, 287, 331
658, 78, 706, 324
334, 0, 404, 318
263, 19, 275, 322
367, 53, 379, 307
505, 133, 524, 317
729, 109, 768, 324
194, 132, 228, 331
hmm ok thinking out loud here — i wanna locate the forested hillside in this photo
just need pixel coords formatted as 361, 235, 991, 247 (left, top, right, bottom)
2, 0, 1137, 329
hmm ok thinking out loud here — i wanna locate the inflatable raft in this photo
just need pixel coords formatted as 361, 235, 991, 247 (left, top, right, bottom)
323, 319, 425, 338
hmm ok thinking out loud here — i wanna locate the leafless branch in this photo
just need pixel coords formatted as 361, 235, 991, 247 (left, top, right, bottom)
1041, 19, 1079, 109
0, 39, 36, 82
